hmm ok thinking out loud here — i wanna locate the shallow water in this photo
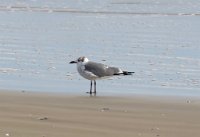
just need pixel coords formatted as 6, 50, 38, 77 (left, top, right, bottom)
0, 0, 200, 96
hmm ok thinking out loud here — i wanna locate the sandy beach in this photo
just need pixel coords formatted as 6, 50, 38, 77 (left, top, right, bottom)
0, 90, 199, 137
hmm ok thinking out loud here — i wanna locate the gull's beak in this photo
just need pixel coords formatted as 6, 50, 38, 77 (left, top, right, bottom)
69, 61, 77, 64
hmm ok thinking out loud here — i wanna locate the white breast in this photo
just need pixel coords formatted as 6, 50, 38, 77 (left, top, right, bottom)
77, 63, 98, 80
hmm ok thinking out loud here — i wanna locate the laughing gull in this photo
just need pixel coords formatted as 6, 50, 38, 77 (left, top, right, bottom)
70, 56, 134, 95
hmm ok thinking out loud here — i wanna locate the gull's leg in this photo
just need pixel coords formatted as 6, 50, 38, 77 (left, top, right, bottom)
94, 80, 96, 95
90, 80, 93, 95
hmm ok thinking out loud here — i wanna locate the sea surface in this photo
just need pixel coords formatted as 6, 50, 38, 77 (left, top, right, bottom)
0, 0, 200, 96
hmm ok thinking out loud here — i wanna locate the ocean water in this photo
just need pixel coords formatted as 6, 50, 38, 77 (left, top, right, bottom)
0, 0, 200, 96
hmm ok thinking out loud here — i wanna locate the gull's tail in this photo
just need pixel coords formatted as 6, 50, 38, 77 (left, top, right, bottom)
114, 71, 135, 76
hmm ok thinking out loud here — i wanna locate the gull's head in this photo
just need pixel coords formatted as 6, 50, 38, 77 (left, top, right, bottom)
69, 56, 89, 64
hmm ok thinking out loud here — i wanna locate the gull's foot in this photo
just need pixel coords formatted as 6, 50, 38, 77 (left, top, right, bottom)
86, 92, 96, 96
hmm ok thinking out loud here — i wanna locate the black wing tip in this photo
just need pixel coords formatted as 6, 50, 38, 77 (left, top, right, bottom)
123, 71, 135, 75
114, 71, 135, 75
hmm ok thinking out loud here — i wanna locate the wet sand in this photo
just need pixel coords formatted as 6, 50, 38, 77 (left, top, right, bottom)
0, 90, 200, 137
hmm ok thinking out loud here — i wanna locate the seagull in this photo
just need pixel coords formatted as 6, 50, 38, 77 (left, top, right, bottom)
70, 56, 134, 95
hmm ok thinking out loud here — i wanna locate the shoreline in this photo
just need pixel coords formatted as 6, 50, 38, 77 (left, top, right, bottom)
0, 89, 200, 137
1, 88, 200, 99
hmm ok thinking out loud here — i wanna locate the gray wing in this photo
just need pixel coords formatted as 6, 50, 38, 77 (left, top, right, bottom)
84, 62, 121, 77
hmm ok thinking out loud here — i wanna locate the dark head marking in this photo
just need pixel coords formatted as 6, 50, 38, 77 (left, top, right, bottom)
77, 56, 86, 62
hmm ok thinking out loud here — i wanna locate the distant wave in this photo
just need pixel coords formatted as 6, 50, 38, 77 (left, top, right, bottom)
0, 5, 199, 16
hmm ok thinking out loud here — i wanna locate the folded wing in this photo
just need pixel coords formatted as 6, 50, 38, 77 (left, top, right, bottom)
84, 62, 122, 77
